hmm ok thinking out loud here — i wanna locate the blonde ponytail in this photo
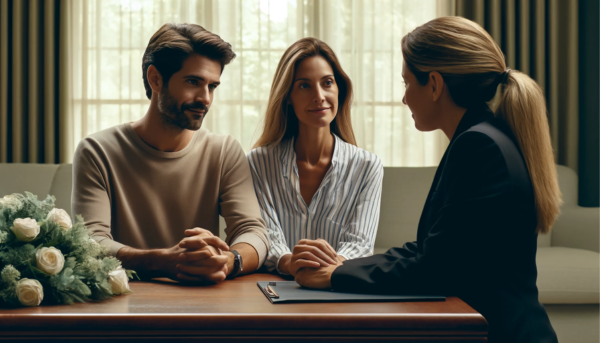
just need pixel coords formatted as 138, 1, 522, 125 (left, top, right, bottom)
497, 71, 562, 233
402, 16, 562, 233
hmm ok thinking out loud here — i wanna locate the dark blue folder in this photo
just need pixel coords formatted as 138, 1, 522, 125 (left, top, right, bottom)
258, 281, 446, 304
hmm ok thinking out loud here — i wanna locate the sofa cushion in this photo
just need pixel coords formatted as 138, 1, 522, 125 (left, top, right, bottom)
49, 165, 73, 216
537, 231, 552, 248
0, 163, 60, 201
551, 206, 600, 253
537, 247, 600, 304
374, 167, 436, 252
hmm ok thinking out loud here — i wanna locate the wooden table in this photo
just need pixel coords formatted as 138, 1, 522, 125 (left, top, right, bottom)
0, 273, 488, 341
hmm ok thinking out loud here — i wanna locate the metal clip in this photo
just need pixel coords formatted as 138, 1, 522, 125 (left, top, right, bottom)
265, 285, 279, 298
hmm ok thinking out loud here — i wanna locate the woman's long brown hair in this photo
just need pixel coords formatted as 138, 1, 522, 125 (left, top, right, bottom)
253, 37, 357, 148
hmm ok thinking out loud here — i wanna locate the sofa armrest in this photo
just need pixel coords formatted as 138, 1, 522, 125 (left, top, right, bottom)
551, 206, 600, 253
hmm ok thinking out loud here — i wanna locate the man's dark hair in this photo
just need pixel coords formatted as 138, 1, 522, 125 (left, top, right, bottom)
142, 23, 236, 99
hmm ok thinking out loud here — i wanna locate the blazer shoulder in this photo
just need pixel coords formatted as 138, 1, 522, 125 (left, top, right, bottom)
450, 120, 532, 195
466, 120, 529, 176
467, 120, 519, 153
450, 119, 521, 161
449, 126, 502, 161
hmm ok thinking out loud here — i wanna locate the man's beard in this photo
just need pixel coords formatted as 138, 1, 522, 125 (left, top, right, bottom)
157, 86, 209, 131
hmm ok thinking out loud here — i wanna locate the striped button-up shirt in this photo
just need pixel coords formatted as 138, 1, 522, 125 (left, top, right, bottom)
247, 134, 383, 274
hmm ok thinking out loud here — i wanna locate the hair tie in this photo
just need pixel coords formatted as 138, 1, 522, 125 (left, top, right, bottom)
499, 68, 512, 84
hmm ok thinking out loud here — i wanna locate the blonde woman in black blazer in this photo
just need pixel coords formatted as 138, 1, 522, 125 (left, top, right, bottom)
294, 17, 562, 343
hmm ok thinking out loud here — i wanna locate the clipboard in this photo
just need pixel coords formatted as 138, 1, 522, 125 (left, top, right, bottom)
258, 281, 446, 304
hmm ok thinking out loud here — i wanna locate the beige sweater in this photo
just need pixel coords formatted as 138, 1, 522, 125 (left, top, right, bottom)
72, 123, 268, 265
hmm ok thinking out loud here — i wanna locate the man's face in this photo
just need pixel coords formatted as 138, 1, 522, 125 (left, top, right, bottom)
157, 54, 222, 131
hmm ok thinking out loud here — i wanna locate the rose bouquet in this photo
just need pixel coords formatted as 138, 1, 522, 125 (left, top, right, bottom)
0, 192, 135, 307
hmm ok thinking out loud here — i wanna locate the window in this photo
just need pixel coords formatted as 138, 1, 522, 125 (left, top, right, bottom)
68, 0, 450, 165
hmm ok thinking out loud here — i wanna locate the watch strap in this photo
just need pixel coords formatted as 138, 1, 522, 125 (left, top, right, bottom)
227, 250, 242, 279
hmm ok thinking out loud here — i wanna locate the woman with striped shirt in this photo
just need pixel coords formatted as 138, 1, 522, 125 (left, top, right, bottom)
248, 38, 383, 276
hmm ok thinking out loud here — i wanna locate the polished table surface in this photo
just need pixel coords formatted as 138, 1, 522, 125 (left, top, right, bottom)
0, 273, 488, 341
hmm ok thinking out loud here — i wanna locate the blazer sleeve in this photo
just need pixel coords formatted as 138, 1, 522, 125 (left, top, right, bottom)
331, 131, 512, 294
382, 241, 420, 259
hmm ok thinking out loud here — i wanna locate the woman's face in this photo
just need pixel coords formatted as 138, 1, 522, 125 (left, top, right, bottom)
289, 56, 339, 131
402, 61, 439, 132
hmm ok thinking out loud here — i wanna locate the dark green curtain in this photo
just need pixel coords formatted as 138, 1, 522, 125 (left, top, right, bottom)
578, 0, 599, 207
456, 0, 597, 206
0, 0, 69, 164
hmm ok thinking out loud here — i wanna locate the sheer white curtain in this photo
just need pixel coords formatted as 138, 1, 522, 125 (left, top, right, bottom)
67, 0, 451, 166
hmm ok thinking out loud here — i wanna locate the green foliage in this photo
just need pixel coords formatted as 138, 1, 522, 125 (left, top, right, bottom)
0, 193, 135, 306
0, 265, 20, 305
0, 244, 35, 270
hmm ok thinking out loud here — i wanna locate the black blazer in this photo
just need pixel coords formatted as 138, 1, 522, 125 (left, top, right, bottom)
331, 103, 558, 342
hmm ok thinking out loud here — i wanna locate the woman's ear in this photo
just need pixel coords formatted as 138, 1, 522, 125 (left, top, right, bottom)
429, 71, 444, 102
147, 65, 163, 95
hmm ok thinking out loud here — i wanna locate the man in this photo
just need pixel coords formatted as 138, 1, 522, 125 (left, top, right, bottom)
72, 23, 268, 284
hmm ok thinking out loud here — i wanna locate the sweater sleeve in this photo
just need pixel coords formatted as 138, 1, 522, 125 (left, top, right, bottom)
219, 136, 269, 267
71, 137, 125, 256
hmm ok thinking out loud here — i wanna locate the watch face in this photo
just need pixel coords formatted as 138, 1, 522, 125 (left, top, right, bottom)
237, 252, 243, 272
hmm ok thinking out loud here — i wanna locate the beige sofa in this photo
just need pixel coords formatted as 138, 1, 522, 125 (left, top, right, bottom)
1, 163, 598, 343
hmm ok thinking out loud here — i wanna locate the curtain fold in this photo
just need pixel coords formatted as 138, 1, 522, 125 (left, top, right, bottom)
0, 0, 8, 161
456, 0, 579, 172
578, 0, 599, 207
0, 0, 69, 163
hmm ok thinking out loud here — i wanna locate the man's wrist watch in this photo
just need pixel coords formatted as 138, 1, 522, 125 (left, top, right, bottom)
227, 250, 243, 279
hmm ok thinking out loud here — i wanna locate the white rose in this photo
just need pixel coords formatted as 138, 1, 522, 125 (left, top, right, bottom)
0, 194, 19, 207
10, 218, 40, 242
0, 194, 23, 212
36, 247, 65, 275
46, 208, 72, 231
16, 278, 44, 306
108, 267, 131, 295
